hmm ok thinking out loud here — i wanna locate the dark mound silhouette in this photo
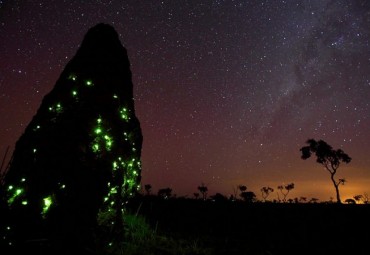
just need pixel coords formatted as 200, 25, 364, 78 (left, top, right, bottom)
0, 23, 142, 253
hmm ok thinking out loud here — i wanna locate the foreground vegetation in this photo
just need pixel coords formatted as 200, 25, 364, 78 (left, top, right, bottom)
121, 195, 370, 255
2, 194, 369, 255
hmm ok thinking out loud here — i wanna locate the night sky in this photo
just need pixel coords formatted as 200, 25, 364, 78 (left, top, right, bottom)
1, 1, 369, 202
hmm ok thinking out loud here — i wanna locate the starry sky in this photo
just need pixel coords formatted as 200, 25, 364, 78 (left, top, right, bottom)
1, 1, 369, 202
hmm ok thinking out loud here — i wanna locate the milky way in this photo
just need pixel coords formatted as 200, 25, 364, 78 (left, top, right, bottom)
1, 1, 369, 201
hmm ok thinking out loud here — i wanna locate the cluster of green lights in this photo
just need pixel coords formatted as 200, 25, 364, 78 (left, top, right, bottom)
48, 103, 63, 113
7, 177, 55, 217
7, 177, 27, 205
7, 186, 23, 205
124, 157, 141, 196
7, 178, 54, 216
102, 155, 141, 208
92, 117, 114, 153
112, 157, 125, 171
119, 108, 130, 121
103, 182, 118, 206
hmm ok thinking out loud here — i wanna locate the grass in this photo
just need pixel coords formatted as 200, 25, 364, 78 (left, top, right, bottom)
116, 212, 212, 255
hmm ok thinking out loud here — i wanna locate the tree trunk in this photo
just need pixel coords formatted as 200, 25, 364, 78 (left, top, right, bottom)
331, 174, 341, 203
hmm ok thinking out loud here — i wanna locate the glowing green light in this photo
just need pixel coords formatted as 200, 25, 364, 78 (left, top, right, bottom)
21, 201, 28, 205
49, 103, 63, 113
113, 94, 118, 99
8, 186, 13, 191
55, 103, 63, 113
33, 148, 37, 153
8, 188, 23, 204
6, 226, 10, 230
120, 108, 130, 120
42, 196, 53, 215
92, 144, 99, 152
103, 135, 113, 150
113, 161, 118, 169
85, 80, 93, 86
104, 197, 109, 202
106, 141, 112, 148
97, 118, 102, 124
110, 187, 117, 194
60, 184, 66, 189
95, 128, 102, 134
68, 74, 77, 81
21, 178, 26, 182
72, 90, 77, 96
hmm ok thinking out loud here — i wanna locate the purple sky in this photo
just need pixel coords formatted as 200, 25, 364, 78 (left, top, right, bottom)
1, 1, 369, 201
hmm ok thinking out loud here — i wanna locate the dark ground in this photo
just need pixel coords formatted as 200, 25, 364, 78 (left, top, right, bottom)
128, 196, 370, 255
2, 195, 369, 255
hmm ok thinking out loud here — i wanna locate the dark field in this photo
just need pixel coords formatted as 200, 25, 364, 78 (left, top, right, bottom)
2, 197, 369, 255
128, 196, 370, 255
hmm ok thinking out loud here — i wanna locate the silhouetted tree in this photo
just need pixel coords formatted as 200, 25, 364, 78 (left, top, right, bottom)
198, 183, 208, 200
353, 193, 369, 204
158, 188, 172, 199
309, 198, 319, 203
210, 193, 228, 202
277, 183, 294, 202
232, 185, 239, 199
238, 185, 248, 201
344, 198, 356, 204
299, 197, 307, 203
240, 191, 256, 203
364, 193, 369, 204
144, 184, 152, 196
300, 139, 352, 204
261, 186, 274, 201
238, 185, 247, 193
